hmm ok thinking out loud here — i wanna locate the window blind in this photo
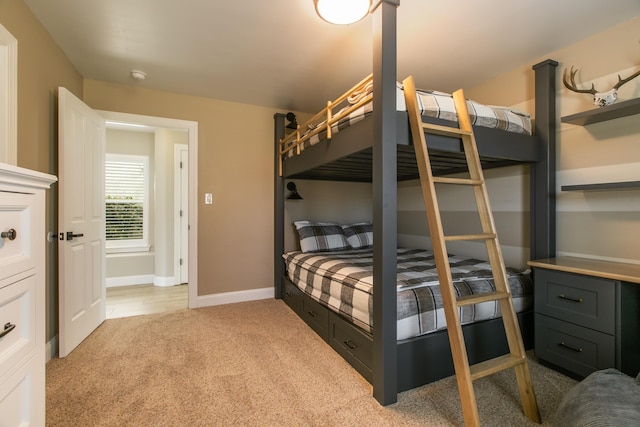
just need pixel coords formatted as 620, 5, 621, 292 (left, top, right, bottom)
105, 160, 145, 241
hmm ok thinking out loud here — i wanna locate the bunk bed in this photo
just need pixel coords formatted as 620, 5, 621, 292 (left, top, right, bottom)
273, 2, 557, 406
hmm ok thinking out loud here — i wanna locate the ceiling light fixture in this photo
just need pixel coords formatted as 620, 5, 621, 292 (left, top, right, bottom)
314, 0, 372, 25
130, 69, 147, 81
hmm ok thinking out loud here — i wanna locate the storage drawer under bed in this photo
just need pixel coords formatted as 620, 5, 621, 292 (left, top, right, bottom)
328, 311, 373, 382
281, 276, 373, 381
300, 295, 329, 341
282, 277, 329, 341
282, 277, 303, 316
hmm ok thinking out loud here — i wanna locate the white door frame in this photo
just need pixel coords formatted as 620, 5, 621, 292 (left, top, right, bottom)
0, 23, 18, 165
99, 110, 198, 309
174, 143, 189, 284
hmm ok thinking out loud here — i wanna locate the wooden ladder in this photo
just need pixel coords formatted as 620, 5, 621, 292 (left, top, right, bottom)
402, 76, 540, 427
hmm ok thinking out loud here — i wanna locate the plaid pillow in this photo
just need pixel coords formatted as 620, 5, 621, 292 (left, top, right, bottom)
294, 221, 350, 253
342, 222, 373, 249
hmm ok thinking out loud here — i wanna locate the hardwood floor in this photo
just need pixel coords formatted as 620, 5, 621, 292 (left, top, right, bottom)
106, 284, 188, 319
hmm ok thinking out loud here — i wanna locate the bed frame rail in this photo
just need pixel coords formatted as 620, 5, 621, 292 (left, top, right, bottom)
279, 74, 374, 175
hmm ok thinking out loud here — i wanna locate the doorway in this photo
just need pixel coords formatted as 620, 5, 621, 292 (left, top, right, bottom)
99, 111, 198, 314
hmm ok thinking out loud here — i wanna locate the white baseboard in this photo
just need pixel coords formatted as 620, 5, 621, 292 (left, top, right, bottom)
153, 275, 177, 287
196, 287, 273, 308
106, 274, 155, 288
106, 274, 178, 287
46, 334, 58, 362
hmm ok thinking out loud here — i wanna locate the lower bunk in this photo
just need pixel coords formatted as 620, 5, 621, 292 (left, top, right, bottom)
280, 240, 535, 392
282, 276, 534, 392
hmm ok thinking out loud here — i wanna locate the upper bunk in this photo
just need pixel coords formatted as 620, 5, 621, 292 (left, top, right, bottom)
279, 73, 544, 182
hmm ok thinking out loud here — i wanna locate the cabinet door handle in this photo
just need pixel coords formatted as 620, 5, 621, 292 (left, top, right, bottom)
558, 342, 583, 353
0, 322, 16, 339
307, 310, 317, 318
558, 294, 583, 303
0, 228, 16, 241
344, 340, 358, 350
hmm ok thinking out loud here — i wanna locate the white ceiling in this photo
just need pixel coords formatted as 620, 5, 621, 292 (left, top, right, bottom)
23, 0, 640, 113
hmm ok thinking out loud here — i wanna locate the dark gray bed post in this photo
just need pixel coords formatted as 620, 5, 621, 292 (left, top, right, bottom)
274, 113, 286, 298
372, 0, 399, 406
531, 60, 558, 260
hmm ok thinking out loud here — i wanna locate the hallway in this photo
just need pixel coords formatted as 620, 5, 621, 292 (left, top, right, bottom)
106, 284, 188, 318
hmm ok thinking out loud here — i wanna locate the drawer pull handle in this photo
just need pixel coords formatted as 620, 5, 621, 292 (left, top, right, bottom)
285, 291, 293, 297
559, 342, 583, 353
558, 294, 583, 303
0, 228, 16, 241
0, 322, 16, 339
344, 340, 358, 350
307, 310, 317, 318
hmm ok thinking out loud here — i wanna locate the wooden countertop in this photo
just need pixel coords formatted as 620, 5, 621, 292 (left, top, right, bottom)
528, 257, 640, 285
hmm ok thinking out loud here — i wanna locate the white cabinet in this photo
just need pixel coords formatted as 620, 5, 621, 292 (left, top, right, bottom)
0, 163, 55, 426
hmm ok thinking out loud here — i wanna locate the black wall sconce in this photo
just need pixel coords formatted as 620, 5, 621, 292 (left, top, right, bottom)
286, 182, 303, 200
286, 112, 298, 130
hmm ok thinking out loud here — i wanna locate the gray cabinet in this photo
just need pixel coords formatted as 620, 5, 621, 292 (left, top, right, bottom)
530, 258, 640, 379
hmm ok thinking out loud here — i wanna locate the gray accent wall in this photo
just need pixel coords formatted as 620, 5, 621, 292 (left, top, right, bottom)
397, 165, 531, 268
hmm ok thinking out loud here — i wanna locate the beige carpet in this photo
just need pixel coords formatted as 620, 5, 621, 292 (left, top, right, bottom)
46, 299, 577, 426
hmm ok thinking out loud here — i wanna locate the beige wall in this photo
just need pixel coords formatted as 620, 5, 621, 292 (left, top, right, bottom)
0, 0, 83, 342
83, 80, 278, 295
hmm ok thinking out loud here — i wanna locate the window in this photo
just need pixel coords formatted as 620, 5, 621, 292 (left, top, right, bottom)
105, 154, 150, 253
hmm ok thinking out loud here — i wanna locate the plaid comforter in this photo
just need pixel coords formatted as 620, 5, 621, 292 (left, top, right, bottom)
283, 248, 532, 340
288, 83, 532, 156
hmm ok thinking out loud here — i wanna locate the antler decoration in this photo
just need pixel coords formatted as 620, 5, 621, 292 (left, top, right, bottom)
563, 65, 640, 107
613, 68, 640, 90
563, 67, 597, 95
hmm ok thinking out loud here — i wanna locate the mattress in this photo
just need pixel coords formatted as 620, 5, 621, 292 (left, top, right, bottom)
283, 248, 532, 340
286, 82, 532, 157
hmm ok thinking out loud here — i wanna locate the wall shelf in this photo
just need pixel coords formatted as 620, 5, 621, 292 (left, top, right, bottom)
561, 97, 640, 126
561, 181, 640, 191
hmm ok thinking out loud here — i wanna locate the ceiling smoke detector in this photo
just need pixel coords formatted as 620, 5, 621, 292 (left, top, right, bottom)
130, 70, 147, 81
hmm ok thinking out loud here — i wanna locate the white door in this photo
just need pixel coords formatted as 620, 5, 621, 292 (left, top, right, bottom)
58, 87, 106, 357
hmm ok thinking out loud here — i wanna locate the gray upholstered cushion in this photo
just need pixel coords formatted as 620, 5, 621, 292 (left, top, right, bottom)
554, 368, 640, 427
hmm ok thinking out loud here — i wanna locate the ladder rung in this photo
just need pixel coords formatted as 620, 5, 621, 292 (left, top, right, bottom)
457, 291, 510, 307
433, 177, 483, 186
470, 353, 526, 381
421, 122, 472, 138
443, 233, 496, 242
